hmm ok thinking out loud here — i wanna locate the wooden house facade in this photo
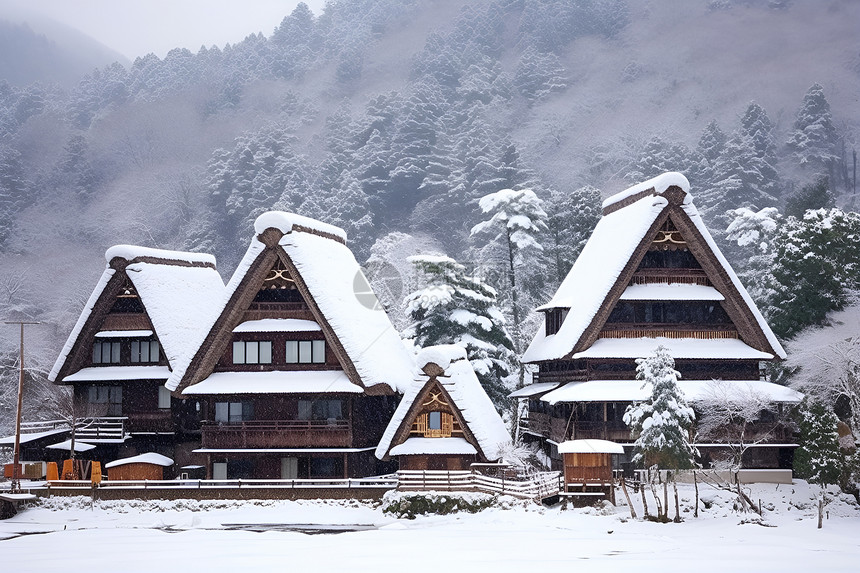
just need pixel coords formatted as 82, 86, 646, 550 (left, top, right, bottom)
515, 172, 803, 471
166, 212, 414, 480
376, 345, 511, 472
47, 246, 226, 473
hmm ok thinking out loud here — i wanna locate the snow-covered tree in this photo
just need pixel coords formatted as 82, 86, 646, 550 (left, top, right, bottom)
696, 380, 786, 471
786, 83, 839, 178
624, 346, 697, 470
470, 188, 548, 373
784, 176, 834, 218
794, 400, 843, 486
404, 254, 516, 410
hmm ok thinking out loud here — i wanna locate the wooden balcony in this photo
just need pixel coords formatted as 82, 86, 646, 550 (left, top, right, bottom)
631, 269, 710, 286
570, 420, 631, 442
74, 417, 128, 441
201, 419, 352, 449
520, 413, 551, 437
531, 369, 588, 385
127, 411, 173, 434
600, 324, 738, 340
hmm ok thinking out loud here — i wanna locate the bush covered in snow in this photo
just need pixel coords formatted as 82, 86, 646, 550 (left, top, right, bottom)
381, 491, 526, 519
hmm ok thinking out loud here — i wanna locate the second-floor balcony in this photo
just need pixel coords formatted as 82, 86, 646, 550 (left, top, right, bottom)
201, 419, 352, 449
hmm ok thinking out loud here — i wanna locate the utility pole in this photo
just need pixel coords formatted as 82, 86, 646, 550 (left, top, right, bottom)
5, 320, 39, 494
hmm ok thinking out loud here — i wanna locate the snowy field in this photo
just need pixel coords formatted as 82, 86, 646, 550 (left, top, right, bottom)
2, 480, 859, 572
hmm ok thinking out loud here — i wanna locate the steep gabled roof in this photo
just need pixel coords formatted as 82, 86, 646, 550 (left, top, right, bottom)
168, 211, 414, 395
375, 345, 510, 461
523, 172, 785, 363
50, 246, 224, 383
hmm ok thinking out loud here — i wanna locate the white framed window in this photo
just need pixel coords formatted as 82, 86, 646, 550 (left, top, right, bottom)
158, 385, 171, 409
131, 340, 160, 363
92, 341, 121, 364
232, 340, 272, 364
286, 339, 326, 364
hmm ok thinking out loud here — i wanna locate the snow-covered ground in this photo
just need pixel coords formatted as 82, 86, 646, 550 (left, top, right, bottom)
2, 480, 859, 572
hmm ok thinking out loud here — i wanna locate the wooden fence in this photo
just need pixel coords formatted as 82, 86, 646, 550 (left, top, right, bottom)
396, 470, 561, 501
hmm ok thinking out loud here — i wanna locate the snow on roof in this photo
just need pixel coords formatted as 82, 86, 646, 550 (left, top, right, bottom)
601, 172, 690, 211
254, 211, 347, 242
680, 201, 786, 359
170, 212, 414, 394
558, 439, 626, 454
508, 382, 561, 399
278, 224, 414, 393
104, 245, 216, 266
46, 440, 96, 452
0, 427, 68, 445
105, 452, 173, 468
524, 194, 668, 362
94, 330, 154, 338
182, 370, 363, 395
542, 379, 803, 405
524, 172, 785, 363
619, 284, 724, 301
125, 259, 226, 371
232, 318, 321, 333
62, 365, 171, 382
571, 337, 774, 360
51, 245, 225, 384
376, 344, 510, 461
390, 437, 478, 456
49, 268, 115, 382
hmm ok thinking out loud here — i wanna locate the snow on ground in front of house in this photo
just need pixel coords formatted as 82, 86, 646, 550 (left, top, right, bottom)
1, 480, 859, 572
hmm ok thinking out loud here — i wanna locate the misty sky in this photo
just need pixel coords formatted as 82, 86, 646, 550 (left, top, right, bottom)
0, 0, 326, 60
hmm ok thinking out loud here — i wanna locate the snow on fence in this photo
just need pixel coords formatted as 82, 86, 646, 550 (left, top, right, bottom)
43, 476, 399, 491
396, 470, 561, 500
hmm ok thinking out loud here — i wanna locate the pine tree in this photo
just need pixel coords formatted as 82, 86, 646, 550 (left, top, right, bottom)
794, 401, 842, 486
404, 254, 516, 410
786, 83, 839, 178
740, 101, 779, 199
470, 187, 548, 376
784, 176, 835, 218
624, 346, 697, 470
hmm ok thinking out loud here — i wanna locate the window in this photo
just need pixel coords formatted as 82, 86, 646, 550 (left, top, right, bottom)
297, 399, 344, 421
214, 401, 253, 422
87, 385, 122, 416
285, 339, 326, 364
310, 457, 342, 478
158, 386, 172, 409
545, 308, 568, 336
212, 462, 227, 480
606, 302, 731, 325
92, 341, 121, 364
415, 411, 453, 438
232, 340, 272, 364
131, 340, 160, 363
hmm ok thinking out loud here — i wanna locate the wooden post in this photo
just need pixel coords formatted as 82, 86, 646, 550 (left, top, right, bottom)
640, 481, 650, 518
5, 320, 39, 494
672, 474, 681, 523
818, 487, 824, 529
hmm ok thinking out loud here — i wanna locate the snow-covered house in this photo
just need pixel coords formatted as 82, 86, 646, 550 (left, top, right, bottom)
514, 173, 802, 470
167, 212, 415, 480
376, 345, 510, 471
48, 246, 226, 465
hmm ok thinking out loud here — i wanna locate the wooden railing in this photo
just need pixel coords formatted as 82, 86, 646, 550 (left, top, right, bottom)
631, 269, 710, 286
44, 476, 398, 490
600, 327, 738, 339
74, 418, 128, 441
395, 470, 561, 500
531, 369, 588, 384
201, 419, 352, 448
19, 420, 70, 433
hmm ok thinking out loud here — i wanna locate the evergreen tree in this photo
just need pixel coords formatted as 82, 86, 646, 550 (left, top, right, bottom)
404, 254, 516, 410
628, 137, 696, 183
794, 401, 842, 486
784, 176, 835, 218
624, 347, 697, 473
765, 208, 860, 338
0, 144, 29, 249
740, 101, 779, 199
545, 185, 602, 285
786, 83, 839, 178
470, 187, 548, 378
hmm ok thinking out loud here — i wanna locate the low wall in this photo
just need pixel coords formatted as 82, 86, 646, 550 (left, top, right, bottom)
31, 485, 392, 501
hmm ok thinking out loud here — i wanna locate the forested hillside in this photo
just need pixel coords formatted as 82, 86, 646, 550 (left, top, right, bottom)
1, 0, 859, 426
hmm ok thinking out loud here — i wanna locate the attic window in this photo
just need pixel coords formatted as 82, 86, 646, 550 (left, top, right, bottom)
545, 308, 568, 336
414, 412, 453, 438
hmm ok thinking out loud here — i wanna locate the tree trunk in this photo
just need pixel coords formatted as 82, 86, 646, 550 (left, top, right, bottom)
640, 481, 650, 518
693, 470, 699, 518
818, 487, 824, 529
673, 475, 681, 523
663, 477, 669, 521
621, 477, 637, 519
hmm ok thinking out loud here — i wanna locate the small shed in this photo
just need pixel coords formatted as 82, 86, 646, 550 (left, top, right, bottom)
105, 453, 173, 480
558, 439, 625, 504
